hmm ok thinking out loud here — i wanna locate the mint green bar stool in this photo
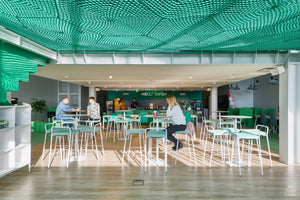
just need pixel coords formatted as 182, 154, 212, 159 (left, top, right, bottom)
79, 123, 104, 161
230, 130, 263, 176
144, 128, 168, 174
122, 128, 146, 164
203, 125, 230, 167
48, 126, 78, 169
173, 128, 197, 165
242, 125, 272, 167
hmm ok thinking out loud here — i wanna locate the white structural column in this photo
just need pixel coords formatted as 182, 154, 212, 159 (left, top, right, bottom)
279, 62, 300, 164
89, 87, 96, 100
210, 87, 218, 119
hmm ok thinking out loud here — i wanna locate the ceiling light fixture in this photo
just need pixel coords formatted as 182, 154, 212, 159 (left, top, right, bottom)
88, 81, 91, 84
254, 79, 261, 86
64, 75, 69, 78
247, 84, 257, 90
232, 84, 240, 90
109, 75, 112, 79
189, 74, 192, 79
268, 76, 279, 85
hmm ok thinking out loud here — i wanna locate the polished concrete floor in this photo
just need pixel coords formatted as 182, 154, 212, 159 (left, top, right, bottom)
0, 128, 299, 200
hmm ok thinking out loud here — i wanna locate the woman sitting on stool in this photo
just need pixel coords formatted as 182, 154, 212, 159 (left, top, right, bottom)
163, 95, 186, 151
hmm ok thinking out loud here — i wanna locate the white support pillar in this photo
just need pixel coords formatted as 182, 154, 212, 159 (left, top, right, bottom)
89, 87, 96, 100
210, 87, 218, 119
6, 91, 11, 103
279, 63, 300, 164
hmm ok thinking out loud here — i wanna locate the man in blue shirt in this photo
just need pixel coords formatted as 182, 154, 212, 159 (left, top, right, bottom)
56, 96, 81, 121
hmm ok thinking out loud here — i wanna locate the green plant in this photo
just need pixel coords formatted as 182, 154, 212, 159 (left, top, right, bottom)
31, 99, 47, 121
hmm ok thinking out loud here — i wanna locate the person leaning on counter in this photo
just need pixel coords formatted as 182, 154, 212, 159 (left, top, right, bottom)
114, 96, 121, 110
120, 98, 126, 110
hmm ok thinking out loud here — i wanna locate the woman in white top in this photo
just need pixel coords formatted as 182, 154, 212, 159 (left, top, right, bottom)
165, 95, 186, 150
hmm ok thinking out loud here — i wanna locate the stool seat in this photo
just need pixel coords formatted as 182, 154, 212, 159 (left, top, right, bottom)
231, 132, 260, 140
242, 129, 268, 136
146, 130, 166, 138
207, 129, 229, 136
52, 128, 78, 136
127, 129, 146, 134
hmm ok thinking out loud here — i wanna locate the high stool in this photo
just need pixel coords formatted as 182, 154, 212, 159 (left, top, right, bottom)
122, 128, 146, 164
144, 128, 168, 173
42, 123, 53, 160
203, 125, 230, 167
173, 129, 197, 165
79, 123, 104, 160
48, 126, 78, 168
241, 125, 272, 167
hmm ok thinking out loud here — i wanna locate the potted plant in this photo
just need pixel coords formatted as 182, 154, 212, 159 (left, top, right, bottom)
31, 99, 47, 132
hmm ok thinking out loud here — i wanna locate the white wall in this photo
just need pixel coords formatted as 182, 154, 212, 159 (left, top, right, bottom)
253, 74, 279, 112
229, 79, 254, 108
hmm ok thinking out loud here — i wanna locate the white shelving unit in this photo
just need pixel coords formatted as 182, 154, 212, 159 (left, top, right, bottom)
0, 105, 31, 177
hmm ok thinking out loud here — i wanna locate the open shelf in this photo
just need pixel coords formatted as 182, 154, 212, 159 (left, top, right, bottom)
0, 105, 31, 177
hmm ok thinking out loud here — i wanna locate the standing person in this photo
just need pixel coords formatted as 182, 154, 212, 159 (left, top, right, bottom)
120, 98, 126, 110
87, 97, 100, 120
114, 97, 121, 110
164, 95, 186, 150
130, 97, 138, 109
56, 96, 81, 121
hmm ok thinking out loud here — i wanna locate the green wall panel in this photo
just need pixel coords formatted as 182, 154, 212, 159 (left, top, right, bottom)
108, 91, 202, 101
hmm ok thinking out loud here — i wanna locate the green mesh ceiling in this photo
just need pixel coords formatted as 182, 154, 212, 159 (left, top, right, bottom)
0, 0, 300, 52
0, 42, 46, 103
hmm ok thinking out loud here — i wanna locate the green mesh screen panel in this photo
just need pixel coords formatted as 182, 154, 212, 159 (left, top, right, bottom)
0, 0, 299, 52
0, 42, 46, 104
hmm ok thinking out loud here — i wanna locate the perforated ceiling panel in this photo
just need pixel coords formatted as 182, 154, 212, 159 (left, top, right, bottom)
0, 0, 299, 52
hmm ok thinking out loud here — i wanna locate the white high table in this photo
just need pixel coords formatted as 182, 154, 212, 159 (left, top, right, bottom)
62, 113, 88, 162
221, 115, 252, 167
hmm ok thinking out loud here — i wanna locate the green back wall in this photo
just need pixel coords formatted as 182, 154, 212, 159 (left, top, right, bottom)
108, 91, 202, 101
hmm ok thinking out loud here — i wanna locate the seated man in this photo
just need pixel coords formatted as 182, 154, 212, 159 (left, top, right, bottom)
56, 96, 81, 122
87, 96, 100, 120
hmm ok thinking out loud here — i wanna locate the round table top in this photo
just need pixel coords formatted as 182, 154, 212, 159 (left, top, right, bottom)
221, 115, 252, 119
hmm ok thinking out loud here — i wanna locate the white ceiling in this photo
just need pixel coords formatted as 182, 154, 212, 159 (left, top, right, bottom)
36, 64, 281, 90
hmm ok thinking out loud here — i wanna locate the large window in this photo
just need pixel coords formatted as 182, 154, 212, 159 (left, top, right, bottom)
58, 81, 81, 108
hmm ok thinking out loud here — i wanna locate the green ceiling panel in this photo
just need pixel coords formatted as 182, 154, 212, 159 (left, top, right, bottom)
0, 0, 299, 52
0, 42, 46, 103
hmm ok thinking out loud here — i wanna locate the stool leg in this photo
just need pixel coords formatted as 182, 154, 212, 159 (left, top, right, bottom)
175, 134, 179, 165
100, 129, 105, 156
203, 132, 208, 164
94, 131, 99, 161
257, 139, 264, 176
139, 134, 143, 165
144, 136, 147, 172
42, 132, 48, 160
266, 135, 272, 167
237, 138, 242, 176
48, 134, 54, 168
191, 136, 197, 165
186, 134, 191, 158
209, 135, 215, 168
164, 137, 167, 173
122, 133, 127, 164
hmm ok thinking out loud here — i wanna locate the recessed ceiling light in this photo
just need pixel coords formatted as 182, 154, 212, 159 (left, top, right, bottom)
104, 86, 107, 88
109, 75, 112, 79
189, 74, 192, 79
213, 82, 216, 85
129, 86, 132, 89
88, 81, 91, 84
64, 75, 69, 78
136, 89, 139, 92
